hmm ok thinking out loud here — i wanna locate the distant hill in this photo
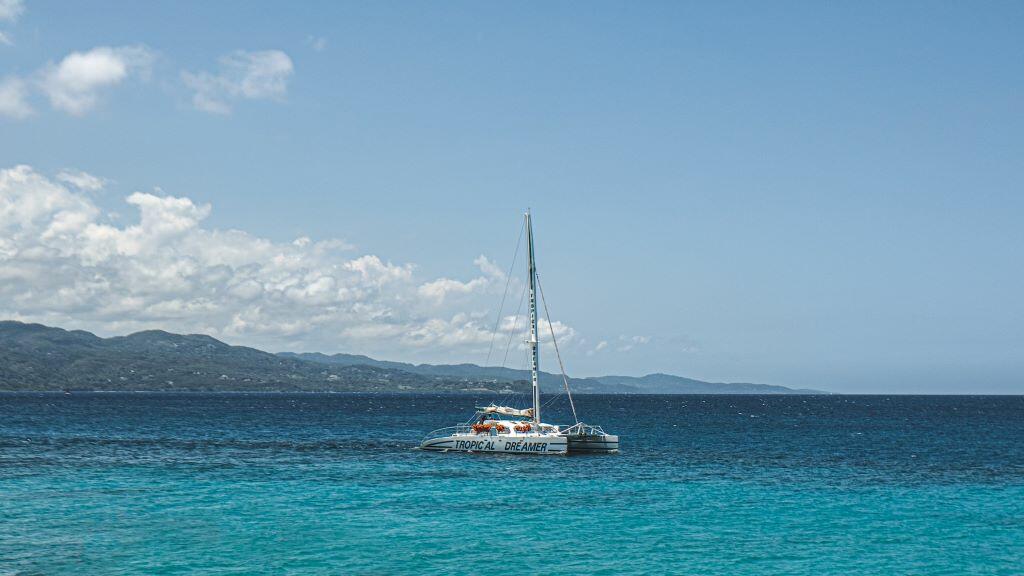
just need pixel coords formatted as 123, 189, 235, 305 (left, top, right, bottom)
582, 373, 823, 395
0, 321, 824, 394
279, 353, 825, 395
277, 351, 625, 393
0, 321, 528, 393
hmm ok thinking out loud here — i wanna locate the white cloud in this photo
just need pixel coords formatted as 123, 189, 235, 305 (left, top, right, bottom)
0, 0, 23, 22
417, 256, 503, 304
0, 165, 573, 360
306, 35, 327, 52
617, 335, 651, 352
539, 317, 576, 345
0, 76, 31, 118
0, 1, 23, 48
182, 50, 293, 114
473, 254, 505, 279
57, 170, 106, 191
39, 45, 155, 115
492, 313, 576, 350
399, 312, 575, 353
418, 276, 489, 303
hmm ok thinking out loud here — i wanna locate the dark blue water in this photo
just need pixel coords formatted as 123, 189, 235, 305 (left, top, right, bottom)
2, 393, 1023, 574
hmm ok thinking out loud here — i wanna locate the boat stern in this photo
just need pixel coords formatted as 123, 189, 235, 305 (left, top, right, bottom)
566, 433, 619, 453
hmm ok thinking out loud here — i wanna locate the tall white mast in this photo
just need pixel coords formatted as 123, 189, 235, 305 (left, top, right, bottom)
526, 210, 541, 425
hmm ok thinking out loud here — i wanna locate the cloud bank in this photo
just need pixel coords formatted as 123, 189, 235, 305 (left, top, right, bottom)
0, 165, 573, 360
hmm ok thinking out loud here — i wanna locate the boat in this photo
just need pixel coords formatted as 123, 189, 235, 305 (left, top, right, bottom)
419, 211, 619, 455
419, 403, 568, 455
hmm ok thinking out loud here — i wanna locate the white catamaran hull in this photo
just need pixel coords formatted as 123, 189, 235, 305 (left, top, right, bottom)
565, 433, 619, 453
421, 434, 567, 455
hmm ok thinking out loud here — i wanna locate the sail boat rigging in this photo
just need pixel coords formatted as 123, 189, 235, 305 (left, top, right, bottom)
418, 211, 619, 455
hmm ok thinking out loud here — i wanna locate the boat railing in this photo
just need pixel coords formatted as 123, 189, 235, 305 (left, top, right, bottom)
421, 424, 474, 442
559, 422, 607, 436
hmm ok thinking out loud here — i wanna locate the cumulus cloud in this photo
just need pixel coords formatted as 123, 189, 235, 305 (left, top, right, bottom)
57, 169, 106, 191
586, 340, 609, 356
492, 313, 576, 351
418, 276, 488, 303
0, 165, 573, 360
617, 335, 651, 352
182, 50, 293, 114
0, 76, 31, 118
0, 0, 22, 47
0, 0, 24, 22
39, 45, 155, 115
417, 256, 504, 304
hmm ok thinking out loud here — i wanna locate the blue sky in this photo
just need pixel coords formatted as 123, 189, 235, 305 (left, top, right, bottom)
1, 1, 1022, 393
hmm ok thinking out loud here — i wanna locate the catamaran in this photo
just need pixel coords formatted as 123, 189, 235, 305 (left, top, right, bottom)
419, 211, 619, 455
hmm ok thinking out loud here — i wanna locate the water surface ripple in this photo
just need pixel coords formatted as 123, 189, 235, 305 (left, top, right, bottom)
2, 393, 1022, 574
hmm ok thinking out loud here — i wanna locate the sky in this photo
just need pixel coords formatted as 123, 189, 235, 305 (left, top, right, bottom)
1, 1, 1022, 393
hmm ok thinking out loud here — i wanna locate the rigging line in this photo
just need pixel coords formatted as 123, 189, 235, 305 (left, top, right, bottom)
493, 322, 524, 409
500, 281, 528, 371
495, 281, 528, 408
537, 272, 579, 425
540, 382, 564, 407
496, 330, 527, 410
511, 340, 531, 409
483, 219, 525, 368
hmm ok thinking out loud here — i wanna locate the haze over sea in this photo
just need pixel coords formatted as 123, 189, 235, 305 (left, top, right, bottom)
2, 393, 1022, 575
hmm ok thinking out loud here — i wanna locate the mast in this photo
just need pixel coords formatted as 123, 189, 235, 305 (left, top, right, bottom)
526, 210, 541, 425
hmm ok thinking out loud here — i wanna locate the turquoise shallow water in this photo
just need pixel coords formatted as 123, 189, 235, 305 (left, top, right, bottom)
1, 393, 1023, 575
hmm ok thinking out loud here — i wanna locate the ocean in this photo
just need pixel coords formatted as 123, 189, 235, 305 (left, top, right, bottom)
1, 393, 1022, 575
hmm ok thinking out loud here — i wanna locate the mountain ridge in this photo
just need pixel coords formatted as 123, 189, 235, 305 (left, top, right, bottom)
279, 352, 826, 395
0, 321, 825, 394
